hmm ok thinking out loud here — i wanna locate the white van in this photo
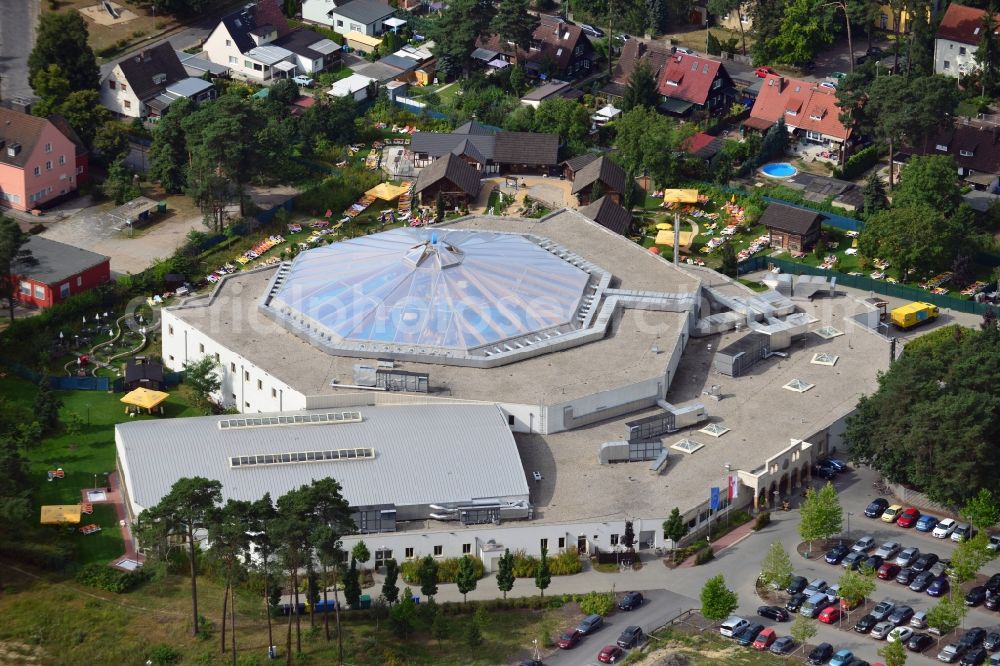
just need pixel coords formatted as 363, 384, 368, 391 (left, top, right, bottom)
720, 616, 749, 638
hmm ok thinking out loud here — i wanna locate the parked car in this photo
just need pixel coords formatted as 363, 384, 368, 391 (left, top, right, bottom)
962, 648, 988, 666
890, 627, 915, 643
875, 541, 901, 559
939, 643, 965, 663
618, 591, 643, 611
786, 593, 808, 612
579, 23, 604, 37
983, 632, 1000, 651
909, 633, 936, 652
988, 535, 1000, 552
617, 625, 643, 649
557, 629, 582, 649
826, 544, 851, 564
753, 627, 777, 650
986, 573, 1000, 595
755, 66, 776, 77
911, 611, 928, 628
720, 616, 749, 638
878, 563, 901, 580
930, 560, 951, 578
882, 505, 904, 523
953, 523, 975, 542
825, 584, 841, 604
991, 655, 1000, 666
804, 579, 829, 596
815, 461, 838, 478
852, 536, 876, 552
863, 555, 885, 571
807, 642, 833, 665
967, 587, 989, 607
896, 547, 920, 568
771, 635, 796, 655
917, 515, 940, 532
872, 600, 896, 621
855, 614, 879, 633
897, 507, 921, 528
597, 644, 624, 663
888, 605, 915, 626
674, 46, 696, 54
866, 498, 890, 518
913, 553, 940, 573
871, 620, 896, 640
896, 568, 917, 585
819, 80, 838, 89
800, 593, 831, 618
846, 660, 870, 666
736, 623, 765, 646
292, 75, 314, 87
842, 552, 866, 570
934, 518, 958, 538
786, 576, 808, 595
960, 629, 988, 650
830, 648, 855, 666
578, 614, 604, 635
910, 571, 935, 592
758, 605, 790, 622
819, 606, 843, 624
985, 593, 1000, 611
928, 576, 951, 597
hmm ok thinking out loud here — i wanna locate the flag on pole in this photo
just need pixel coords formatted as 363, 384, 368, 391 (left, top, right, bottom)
710, 486, 721, 511
728, 474, 739, 500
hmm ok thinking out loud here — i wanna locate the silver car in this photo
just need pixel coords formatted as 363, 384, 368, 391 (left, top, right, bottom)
875, 541, 902, 559
871, 620, 895, 639
938, 643, 963, 663
896, 547, 920, 567
852, 536, 876, 553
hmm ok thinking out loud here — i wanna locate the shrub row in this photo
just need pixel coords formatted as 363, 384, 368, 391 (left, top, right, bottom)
338, 593, 570, 621
754, 511, 772, 530
695, 548, 715, 565
577, 590, 616, 616
510, 548, 583, 577
835, 145, 879, 180
0, 539, 75, 570
75, 562, 151, 593
399, 556, 485, 584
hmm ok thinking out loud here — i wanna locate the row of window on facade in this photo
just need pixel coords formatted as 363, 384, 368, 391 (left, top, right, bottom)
32, 156, 68, 176
19, 274, 83, 301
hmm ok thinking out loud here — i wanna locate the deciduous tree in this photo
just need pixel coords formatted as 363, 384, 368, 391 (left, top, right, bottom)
621, 59, 658, 111
926, 591, 966, 635
759, 542, 794, 590
382, 559, 400, 605
496, 548, 515, 599
418, 555, 439, 600
951, 531, 991, 584
878, 636, 907, 666
455, 555, 478, 602
962, 489, 1000, 530
183, 356, 221, 408
535, 544, 551, 597
798, 482, 843, 551
790, 614, 817, 651
28, 11, 99, 93
838, 566, 876, 610
892, 155, 962, 216
700, 574, 738, 620
491, 0, 539, 59
663, 507, 688, 554
0, 216, 37, 322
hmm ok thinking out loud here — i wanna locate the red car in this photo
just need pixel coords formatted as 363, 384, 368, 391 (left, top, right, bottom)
557, 629, 581, 649
598, 645, 624, 663
818, 606, 842, 624
896, 507, 921, 528
755, 66, 776, 77
877, 562, 901, 580
753, 627, 777, 650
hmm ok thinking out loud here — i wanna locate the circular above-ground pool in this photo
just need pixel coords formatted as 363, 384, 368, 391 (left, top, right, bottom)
759, 162, 798, 178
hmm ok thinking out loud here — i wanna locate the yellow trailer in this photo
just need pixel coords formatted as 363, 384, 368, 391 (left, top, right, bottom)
890, 301, 939, 329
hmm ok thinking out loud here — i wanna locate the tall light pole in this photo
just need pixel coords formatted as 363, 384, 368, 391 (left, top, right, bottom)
725, 463, 732, 527
847, 511, 854, 541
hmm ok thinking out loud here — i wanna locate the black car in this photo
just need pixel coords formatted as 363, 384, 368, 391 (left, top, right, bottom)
866, 46, 884, 58
865, 498, 890, 518
815, 465, 837, 480
854, 614, 878, 633
908, 633, 935, 653
735, 623, 765, 647
617, 625, 643, 649
910, 570, 934, 592
986, 593, 1000, 611
786, 575, 808, 595
959, 628, 988, 650
846, 661, 870, 666
967, 586, 989, 607
896, 567, 916, 585
912, 553, 940, 573
983, 632, 1000, 651
518, 661, 544, 666
888, 605, 915, 626
863, 555, 884, 571
961, 647, 988, 666
618, 591, 644, 611
786, 592, 807, 612
826, 544, 850, 564
771, 636, 796, 655
807, 642, 833, 665
757, 605, 790, 622
987, 573, 1000, 595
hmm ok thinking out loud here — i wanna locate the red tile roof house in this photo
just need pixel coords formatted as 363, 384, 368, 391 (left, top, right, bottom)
0, 106, 87, 212
745, 75, 852, 161
656, 52, 735, 117
478, 17, 594, 80
933, 4, 1000, 77
13, 236, 111, 309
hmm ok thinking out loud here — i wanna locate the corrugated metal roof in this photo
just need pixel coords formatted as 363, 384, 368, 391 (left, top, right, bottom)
246, 45, 294, 65
116, 404, 528, 513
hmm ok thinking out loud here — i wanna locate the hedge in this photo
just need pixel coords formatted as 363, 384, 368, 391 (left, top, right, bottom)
0, 539, 75, 570
510, 548, 583, 577
577, 591, 616, 616
835, 145, 879, 180
76, 562, 151, 593
399, 556, 485, 584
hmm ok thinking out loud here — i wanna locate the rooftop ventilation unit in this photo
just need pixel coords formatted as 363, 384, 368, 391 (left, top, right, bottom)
230, 447, 375, 468
218, 411, 362, 430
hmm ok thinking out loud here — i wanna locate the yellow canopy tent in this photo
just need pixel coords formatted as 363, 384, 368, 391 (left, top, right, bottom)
655, 222, 672, 230
121, 387, 170, 414
662, 189, 700, 204
365, 182, 410, 201
41, 505, 82, 525
655, 229, 694, 246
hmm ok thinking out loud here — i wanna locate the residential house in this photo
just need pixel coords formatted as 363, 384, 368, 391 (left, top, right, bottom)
718, 5, 752, 32
656, 53, 734, 117
896, 121, 1000, 193
933, 3, 998, 77
413, 153, 482, 208
600, 39, 671, 102
0, 106, 85, 211
328, 73, 376, 101
100, 43, 216, 119
409, 121, 560, 175
303, 0, 394, 36
520, 81, 582, 108
125, 357, 165, 391
12, 236, 111, 309
565, 155, 628, 205
759, 203, 822, 252
204, 0, 340, 82
578, 195, 632, 235
478, 17, 594, 80
746, 75, 851, 158
683, 132, 725, 164
873, 0, 943, 33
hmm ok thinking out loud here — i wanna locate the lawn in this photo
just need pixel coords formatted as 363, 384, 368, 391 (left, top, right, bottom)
640, 625, 790, 665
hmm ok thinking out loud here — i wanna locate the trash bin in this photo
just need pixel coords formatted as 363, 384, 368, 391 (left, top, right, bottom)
157, 202, 167, 214
359, 594, 372, 609
412, 595, 420, 604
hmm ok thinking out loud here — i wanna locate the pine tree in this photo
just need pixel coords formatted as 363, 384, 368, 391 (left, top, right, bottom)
382, 559, 400, 605
435, 191, 445, 223
861, 173, 888, 218
32, 378, 62, 435
496, 548, 515, 599
647, 0, 670, 35
622, 60, 658, 111
491, 0, 540, 60
418, 555, 439, 600
343, 558, 362, 609
149, 98, 194, 194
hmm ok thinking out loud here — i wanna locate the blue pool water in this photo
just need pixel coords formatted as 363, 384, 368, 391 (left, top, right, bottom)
760, 162, 798, 178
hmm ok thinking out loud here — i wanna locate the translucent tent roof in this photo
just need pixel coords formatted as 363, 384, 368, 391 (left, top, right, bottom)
266, 228, 592, 355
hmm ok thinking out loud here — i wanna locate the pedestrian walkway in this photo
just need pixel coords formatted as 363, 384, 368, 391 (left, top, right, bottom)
677, 519, 758, 568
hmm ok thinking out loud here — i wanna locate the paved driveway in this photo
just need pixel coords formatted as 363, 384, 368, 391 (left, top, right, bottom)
0, 0, 39, 100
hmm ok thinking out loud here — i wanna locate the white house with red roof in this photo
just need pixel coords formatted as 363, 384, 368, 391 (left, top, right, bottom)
746, 75, 850, 157
933, 3, 999, 77
655, 52, 733, 117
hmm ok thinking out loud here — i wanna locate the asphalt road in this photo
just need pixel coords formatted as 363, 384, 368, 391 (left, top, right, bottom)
0, 0, 39, 100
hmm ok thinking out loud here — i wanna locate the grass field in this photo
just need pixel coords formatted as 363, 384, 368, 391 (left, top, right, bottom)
639, 625, 791, 665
